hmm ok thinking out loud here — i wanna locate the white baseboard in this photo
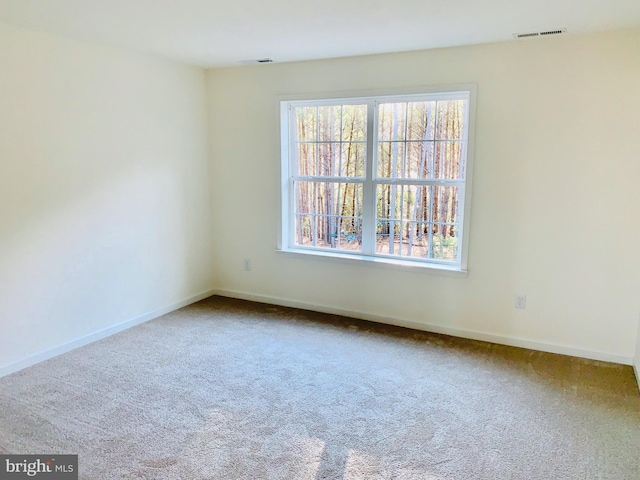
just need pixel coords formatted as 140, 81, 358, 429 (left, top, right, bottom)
3, 288, 634, 379
634, 362, 640, 394
0, 289, 216, 378
213, 288, 634, 366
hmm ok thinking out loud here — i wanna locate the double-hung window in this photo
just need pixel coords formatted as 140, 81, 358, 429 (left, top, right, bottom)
279, 88, 474, 271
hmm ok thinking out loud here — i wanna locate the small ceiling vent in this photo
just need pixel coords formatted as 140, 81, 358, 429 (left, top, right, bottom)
516, 32, 539, 38
514, 28, 566, 39
239, 58, 274, 65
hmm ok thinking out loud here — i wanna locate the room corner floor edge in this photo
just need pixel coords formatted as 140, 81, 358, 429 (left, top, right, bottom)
211, 289, 636, 366
0, 289, 217, 379
3, 288, 639, 396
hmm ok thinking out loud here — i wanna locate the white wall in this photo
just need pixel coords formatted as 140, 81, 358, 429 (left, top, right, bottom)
207, 29, 640, 363
0, 23, 214, 371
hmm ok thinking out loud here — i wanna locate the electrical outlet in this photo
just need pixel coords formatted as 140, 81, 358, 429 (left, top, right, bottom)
243, 259, 251, 271
514, 294, 527, 310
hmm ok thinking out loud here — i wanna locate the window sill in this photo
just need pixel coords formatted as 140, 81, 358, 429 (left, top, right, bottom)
276, 248, 468, 277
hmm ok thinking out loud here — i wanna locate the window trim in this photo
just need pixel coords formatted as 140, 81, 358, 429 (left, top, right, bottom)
277, 84, 476, 272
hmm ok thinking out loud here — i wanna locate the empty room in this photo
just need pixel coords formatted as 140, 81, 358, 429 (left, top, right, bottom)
1, 0, 639, 478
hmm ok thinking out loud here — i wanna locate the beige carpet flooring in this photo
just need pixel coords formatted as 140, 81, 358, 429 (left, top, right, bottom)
0, 296, 639, 479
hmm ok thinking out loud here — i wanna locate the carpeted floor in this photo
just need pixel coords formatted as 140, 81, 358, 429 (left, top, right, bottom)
0, 296, 639, 479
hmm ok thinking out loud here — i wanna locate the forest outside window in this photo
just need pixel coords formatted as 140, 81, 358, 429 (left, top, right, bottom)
280, 89, 475, 270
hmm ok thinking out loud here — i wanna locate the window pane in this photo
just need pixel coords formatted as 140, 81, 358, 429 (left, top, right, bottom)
294, 182, 362, 217
294, 181, 363, 250
375, 220, 402, 256
374, 221, 458, 260
342, 105, 367, 142
375, 185, 431, 258
294, 215, 314, 247
378, 103, 407, 141
294, 215, 362, 252
407, 102, 436, 141
295, 106, 317, 142
377, 100, 448, 180
295, 104, 368, 143
431, 224, 459, 261
298, 142, 364, 178
318, 105, 342, 142
375, 220, 432, 258
403, 221, 430, 258
334, 217, 362, 252
435, 141, 463, 179
376, 183, 398, 220
435, 100, 466, 140
376, 184, 430, 221
294, 104, 367, 178
376, 100, 466, 180
340, 142, 365, 177
374, 184, 459, 261
296, 143, 317, 176
377, 142, 406, 178
406, 141, 434, 179
380, 140, 454, 180
294, 181, 315, 214
317, 142, 340, 176
432, 185, 459, 224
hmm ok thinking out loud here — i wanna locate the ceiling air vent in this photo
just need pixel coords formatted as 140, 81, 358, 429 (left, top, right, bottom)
540, 29, 565, 36
515, 32, 539, 39
239, 58, 274, 65
514, 28, 566, 39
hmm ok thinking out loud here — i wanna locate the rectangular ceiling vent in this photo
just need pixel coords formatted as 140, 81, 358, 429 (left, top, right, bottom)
239, 58, 274, 65
540, 29, 566, 36
514, 28, 566, 39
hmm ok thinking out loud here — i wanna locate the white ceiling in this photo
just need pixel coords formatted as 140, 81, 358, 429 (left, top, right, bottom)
0, 0, 638, 67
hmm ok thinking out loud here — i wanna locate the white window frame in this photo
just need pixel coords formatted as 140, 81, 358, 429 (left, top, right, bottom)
278, 85, 476, 273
